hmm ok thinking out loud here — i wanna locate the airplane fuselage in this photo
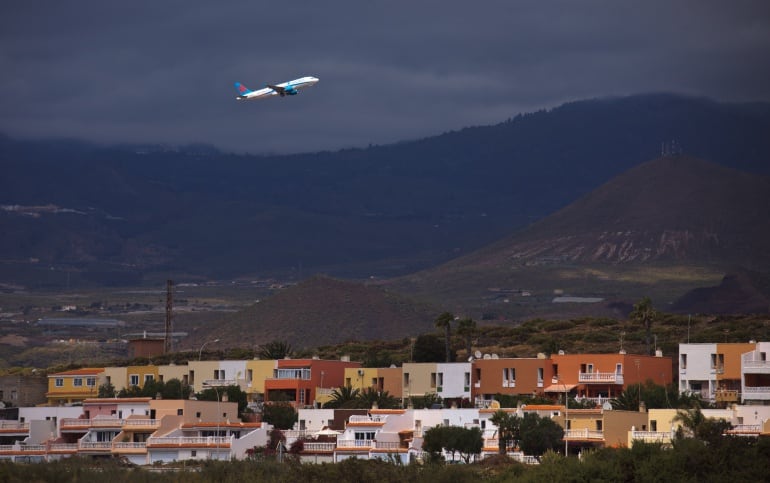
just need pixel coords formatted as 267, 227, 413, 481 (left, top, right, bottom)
236, 76, 319, 101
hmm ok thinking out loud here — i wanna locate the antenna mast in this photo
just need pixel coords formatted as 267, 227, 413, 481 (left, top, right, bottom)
164, 279, 174, 354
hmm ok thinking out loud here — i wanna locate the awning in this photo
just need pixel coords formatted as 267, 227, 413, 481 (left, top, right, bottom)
544, 384, 577, 393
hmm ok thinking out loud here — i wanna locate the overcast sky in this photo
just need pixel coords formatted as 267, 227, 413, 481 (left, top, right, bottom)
2, 1, 769, 154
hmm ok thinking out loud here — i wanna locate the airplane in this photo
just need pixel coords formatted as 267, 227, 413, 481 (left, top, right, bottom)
234, 76, 319, 101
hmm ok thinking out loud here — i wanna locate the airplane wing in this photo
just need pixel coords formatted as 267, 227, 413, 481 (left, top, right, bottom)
266, 84, 288, 96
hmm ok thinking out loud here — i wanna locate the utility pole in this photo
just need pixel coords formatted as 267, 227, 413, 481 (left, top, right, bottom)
164, 279, 173, 354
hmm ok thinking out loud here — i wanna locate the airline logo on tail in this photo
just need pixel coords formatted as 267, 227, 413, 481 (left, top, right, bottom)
234, 76, 319, 101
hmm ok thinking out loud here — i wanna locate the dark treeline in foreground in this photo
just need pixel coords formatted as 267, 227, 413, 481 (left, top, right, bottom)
2, 434, 769, 483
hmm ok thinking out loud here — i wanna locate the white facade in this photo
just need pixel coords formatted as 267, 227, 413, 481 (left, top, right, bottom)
678, 343, 718, 401
436, 363, 471, 400
741, 342, 770, 403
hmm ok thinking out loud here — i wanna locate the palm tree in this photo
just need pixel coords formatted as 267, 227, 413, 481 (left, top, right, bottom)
490, 410, 520, 454
324, 385, 360, 409
630, 297, 658, 355
357, 387, 399, 409
434, 312, 455, 363
258, 340, 293, 360
456, 317, 477, 358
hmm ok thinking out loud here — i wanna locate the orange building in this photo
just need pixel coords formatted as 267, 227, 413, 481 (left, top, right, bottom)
264, 358, 362, 408
471, 357, 553, 403
549, 352, 672, 401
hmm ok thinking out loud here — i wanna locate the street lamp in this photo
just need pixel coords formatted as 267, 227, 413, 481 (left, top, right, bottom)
553, 375, 569, 456
199, 339, 220, 361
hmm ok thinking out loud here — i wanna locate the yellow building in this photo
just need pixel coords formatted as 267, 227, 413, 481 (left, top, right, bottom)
46, 368, 104, 405
126, 365, 159, 389
245, 359, 277, 402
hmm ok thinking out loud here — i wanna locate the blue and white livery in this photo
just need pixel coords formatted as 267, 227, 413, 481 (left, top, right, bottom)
234, 76, 319, 101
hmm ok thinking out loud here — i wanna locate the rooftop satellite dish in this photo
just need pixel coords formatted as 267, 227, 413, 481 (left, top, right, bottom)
602, 401, 613, 410
483, 354, 491, 359
489, 400, 501, 409
475, 350, 482, 359
491, 354, 499, 359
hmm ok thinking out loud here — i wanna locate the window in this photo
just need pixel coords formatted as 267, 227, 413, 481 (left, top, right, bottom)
680, 354, 687, 369
86, 377, 96, 387
55, 378, 64, 387
430, 372, 437, 388
355, 431, 375, 441
145, 374, 154, 383
73, 378, 83, 387
196, 412, 201, 418
615, 363, 623, 375
437, 373, 444, 387
130, 374, 140, 386
403, 373, 410, 387
464, 372, 470, 387
710, 354, 717, 368
177, 409, 183, 416
10, 390, 17, 400
247, 369, 253, 382
191, 450, 197, 457
596, 420, 603, 431
537, 368, 544, 382
651, 420, 657, 431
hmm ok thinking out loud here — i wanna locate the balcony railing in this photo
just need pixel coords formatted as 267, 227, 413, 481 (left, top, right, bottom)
123, 419, 160, 428
49, 443, 78, 451
62, 418, 123, 428
742, 386, 770, 400
502, 380, 516, 388
631, 431, 672, 443
303, 442, 336, 452
0, 421, 29, 430
564, 429, 604, 440
336, 439, 373, 448
112, 442, 148, 451
79, 441, 113, 451
349, 415, 386, 424
372, 441, 402, 450
147, 436, 231, 447
578, 372, 624, 384
742, 353, 770, 372
202, 379, 237, 387
727, 424, 761, 433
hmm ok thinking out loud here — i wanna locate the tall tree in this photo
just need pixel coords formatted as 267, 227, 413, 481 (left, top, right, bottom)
489, 410, 520, 454
456, 317, 477, 358
258, 340, 293, 360
630, 297, 658, 355
434, 312, 455, 363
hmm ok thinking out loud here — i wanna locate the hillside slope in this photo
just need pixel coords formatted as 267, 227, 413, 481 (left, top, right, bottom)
395, 156, 770, 318
196, 276, 440, 349
1, 94, 770, 286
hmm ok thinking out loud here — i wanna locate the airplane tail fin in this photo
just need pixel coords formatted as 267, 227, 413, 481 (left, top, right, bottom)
234, 82, 252, 97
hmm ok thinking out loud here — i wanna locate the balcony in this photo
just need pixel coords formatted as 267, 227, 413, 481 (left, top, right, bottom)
112, 442, 148, 454
61, 418, 123, 431
147, 436, 231, 448
578, 372, 624, 384
0, 421, 29, 430
79, 441, 113, 452
714, 389, 739, 403
123, 419, 160, 429
372, 441, 402, 450
336, 439, 374, 448
502, 380, 516, 388
303, 442, 336, 452
203, 379, 238, 387
48, 443, 78, 453
631, 431, 672, 444
564, 429, 604, 440
348, 415, 386, 424
726, 424, 762, 435
742, 386, 770, 401
743, 352, 770, 373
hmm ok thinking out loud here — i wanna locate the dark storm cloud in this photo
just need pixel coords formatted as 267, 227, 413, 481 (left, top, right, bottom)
2, 1, 769, 153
